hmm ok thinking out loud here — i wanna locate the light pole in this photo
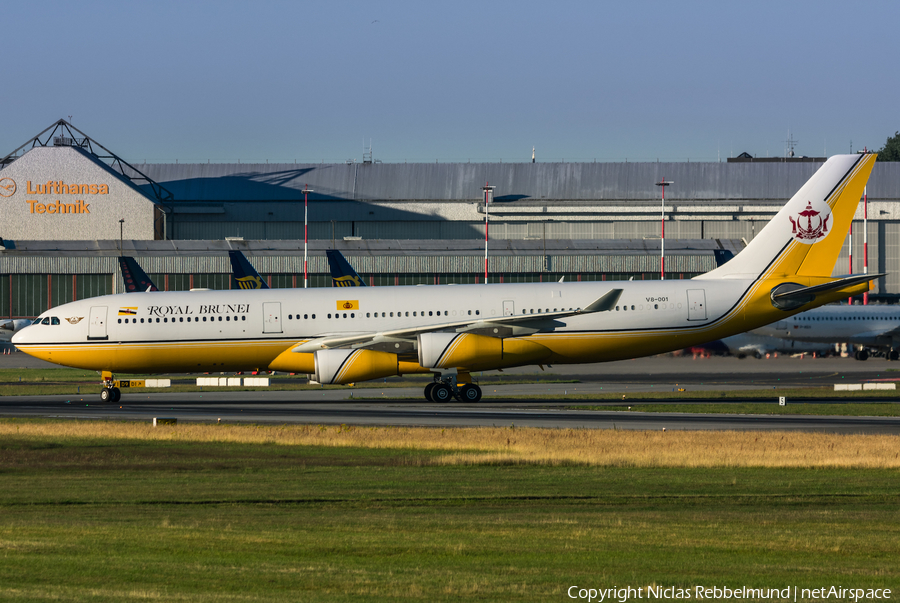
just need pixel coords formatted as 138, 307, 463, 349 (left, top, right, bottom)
655, 179, 673, 280
118, 219, 124, 257
482, 183, 495, 284
864, 184, 869, 305
303, 185, 314, 288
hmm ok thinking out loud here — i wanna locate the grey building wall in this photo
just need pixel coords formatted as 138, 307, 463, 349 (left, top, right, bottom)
0, 147, 162, 240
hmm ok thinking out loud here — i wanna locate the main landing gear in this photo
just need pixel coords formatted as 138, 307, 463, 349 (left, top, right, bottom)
100, 371, 121, 403
424, 372, 482, 403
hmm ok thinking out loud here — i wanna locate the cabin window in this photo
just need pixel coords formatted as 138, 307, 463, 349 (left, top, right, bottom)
118, 319, 122, 324
476, 310, 480, 315
305, 314, 309, 319
413, 311, 417, 316
390, 312, 394, 317
351, 313, 355, 318
631, 305, 635, 311
288, 314, 293, 320
140, 318, 145, 324
468, 310, 471, 315
429, 311, 433, 316
405, 312, 409, 317
310, 314, 314, 319
202, 317, 207, 322
225, 316, 229, 321
328, 314, 332, 319
655, 304, 658, 309
366, 313, 370, 318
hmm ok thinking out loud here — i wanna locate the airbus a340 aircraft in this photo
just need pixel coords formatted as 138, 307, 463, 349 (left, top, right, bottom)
13, 154, 880, 402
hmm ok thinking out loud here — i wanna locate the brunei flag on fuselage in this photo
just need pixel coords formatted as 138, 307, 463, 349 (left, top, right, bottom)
118, 307, 138, 316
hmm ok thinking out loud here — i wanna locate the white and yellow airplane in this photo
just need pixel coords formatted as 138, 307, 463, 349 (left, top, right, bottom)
13, 154, 880, 403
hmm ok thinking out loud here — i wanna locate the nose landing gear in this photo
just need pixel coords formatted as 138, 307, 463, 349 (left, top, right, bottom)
99, 371, 121, 403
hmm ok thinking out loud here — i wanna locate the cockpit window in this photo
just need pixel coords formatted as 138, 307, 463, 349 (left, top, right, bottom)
50, 317, 60, 325
32, 318, 43, 325
41, 317, 50, 325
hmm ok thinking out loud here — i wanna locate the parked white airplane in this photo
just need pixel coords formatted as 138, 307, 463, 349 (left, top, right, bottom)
752, 304, 900, 360
716, 333, 834, 358
0, 319, 32, 343
13, 154, 879, 402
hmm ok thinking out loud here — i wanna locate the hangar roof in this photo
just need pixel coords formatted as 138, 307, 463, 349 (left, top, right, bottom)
135, 160, 900, 203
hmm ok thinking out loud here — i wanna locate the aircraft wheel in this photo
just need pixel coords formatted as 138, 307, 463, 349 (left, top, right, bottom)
110, 387, 121, 403
459, 384, 482, 402
431, 383, 453, 402
856, 350, 869, 361
100, 387, 112, 402
424, 382, 436, 402
889, 350, 899, 361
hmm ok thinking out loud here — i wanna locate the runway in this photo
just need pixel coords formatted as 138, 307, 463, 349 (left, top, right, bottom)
2, 354, 899, 433
2, 391, 899, 434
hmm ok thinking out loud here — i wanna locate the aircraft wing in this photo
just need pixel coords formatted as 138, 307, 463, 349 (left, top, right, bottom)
289, 288, 623, 353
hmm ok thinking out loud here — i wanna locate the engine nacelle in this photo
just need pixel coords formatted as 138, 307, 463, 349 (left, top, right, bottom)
268, 349, 316, 373
417, 332, 550, 371
315, 348, 433, 384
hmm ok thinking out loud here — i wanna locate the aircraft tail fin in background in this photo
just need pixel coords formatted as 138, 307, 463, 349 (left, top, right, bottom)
228, 250, 269, 290
119, 256, 158, 293
326, 249, 367, 287
698, 153, 877, 281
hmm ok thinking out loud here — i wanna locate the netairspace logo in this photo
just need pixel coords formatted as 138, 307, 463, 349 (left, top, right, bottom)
567, 585, 893, 602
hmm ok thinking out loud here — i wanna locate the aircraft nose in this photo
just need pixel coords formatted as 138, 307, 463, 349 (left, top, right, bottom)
11, 327, 31, 345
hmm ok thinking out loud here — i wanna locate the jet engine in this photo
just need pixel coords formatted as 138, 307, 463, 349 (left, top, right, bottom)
417, 332, 550, 371
314, 348, 430, 384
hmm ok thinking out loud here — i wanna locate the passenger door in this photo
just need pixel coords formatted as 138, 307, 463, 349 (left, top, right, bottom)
88, 306, 108, 340
686, 290, 707, 321
263, 302, 282, 334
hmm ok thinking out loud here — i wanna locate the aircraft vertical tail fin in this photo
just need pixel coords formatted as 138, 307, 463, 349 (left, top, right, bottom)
326, 249, 367, 287
698, 153, 877, 281
119, 256, 158, 292
228, 250, 269, 290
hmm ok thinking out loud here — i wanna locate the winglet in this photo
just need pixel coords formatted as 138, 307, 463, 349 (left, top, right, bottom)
581, 289, 623, 313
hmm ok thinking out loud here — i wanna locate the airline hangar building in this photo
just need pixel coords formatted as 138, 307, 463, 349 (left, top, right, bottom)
1, 121, 898, 319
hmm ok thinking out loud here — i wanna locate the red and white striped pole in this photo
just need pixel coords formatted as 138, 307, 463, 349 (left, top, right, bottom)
848, 219, 853, 305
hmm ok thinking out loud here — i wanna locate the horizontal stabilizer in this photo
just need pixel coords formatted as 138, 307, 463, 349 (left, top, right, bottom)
771, 273, 883, 309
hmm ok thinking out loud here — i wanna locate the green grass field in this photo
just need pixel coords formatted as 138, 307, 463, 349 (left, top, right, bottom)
1, 421, 897, 601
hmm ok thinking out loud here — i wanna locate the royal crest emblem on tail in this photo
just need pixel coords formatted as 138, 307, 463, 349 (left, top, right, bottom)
789, 201, 831, 243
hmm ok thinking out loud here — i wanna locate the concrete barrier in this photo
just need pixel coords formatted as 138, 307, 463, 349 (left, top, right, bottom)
834, 383, 895, 391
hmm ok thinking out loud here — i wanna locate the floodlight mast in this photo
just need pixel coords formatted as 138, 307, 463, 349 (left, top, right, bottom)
482, 183, 495, 284
303, 185, 314, 288
864, 184, 869, 305
655, 179, 673, 280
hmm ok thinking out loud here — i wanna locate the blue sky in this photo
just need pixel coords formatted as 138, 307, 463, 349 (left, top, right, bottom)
4, 1, 897, 163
